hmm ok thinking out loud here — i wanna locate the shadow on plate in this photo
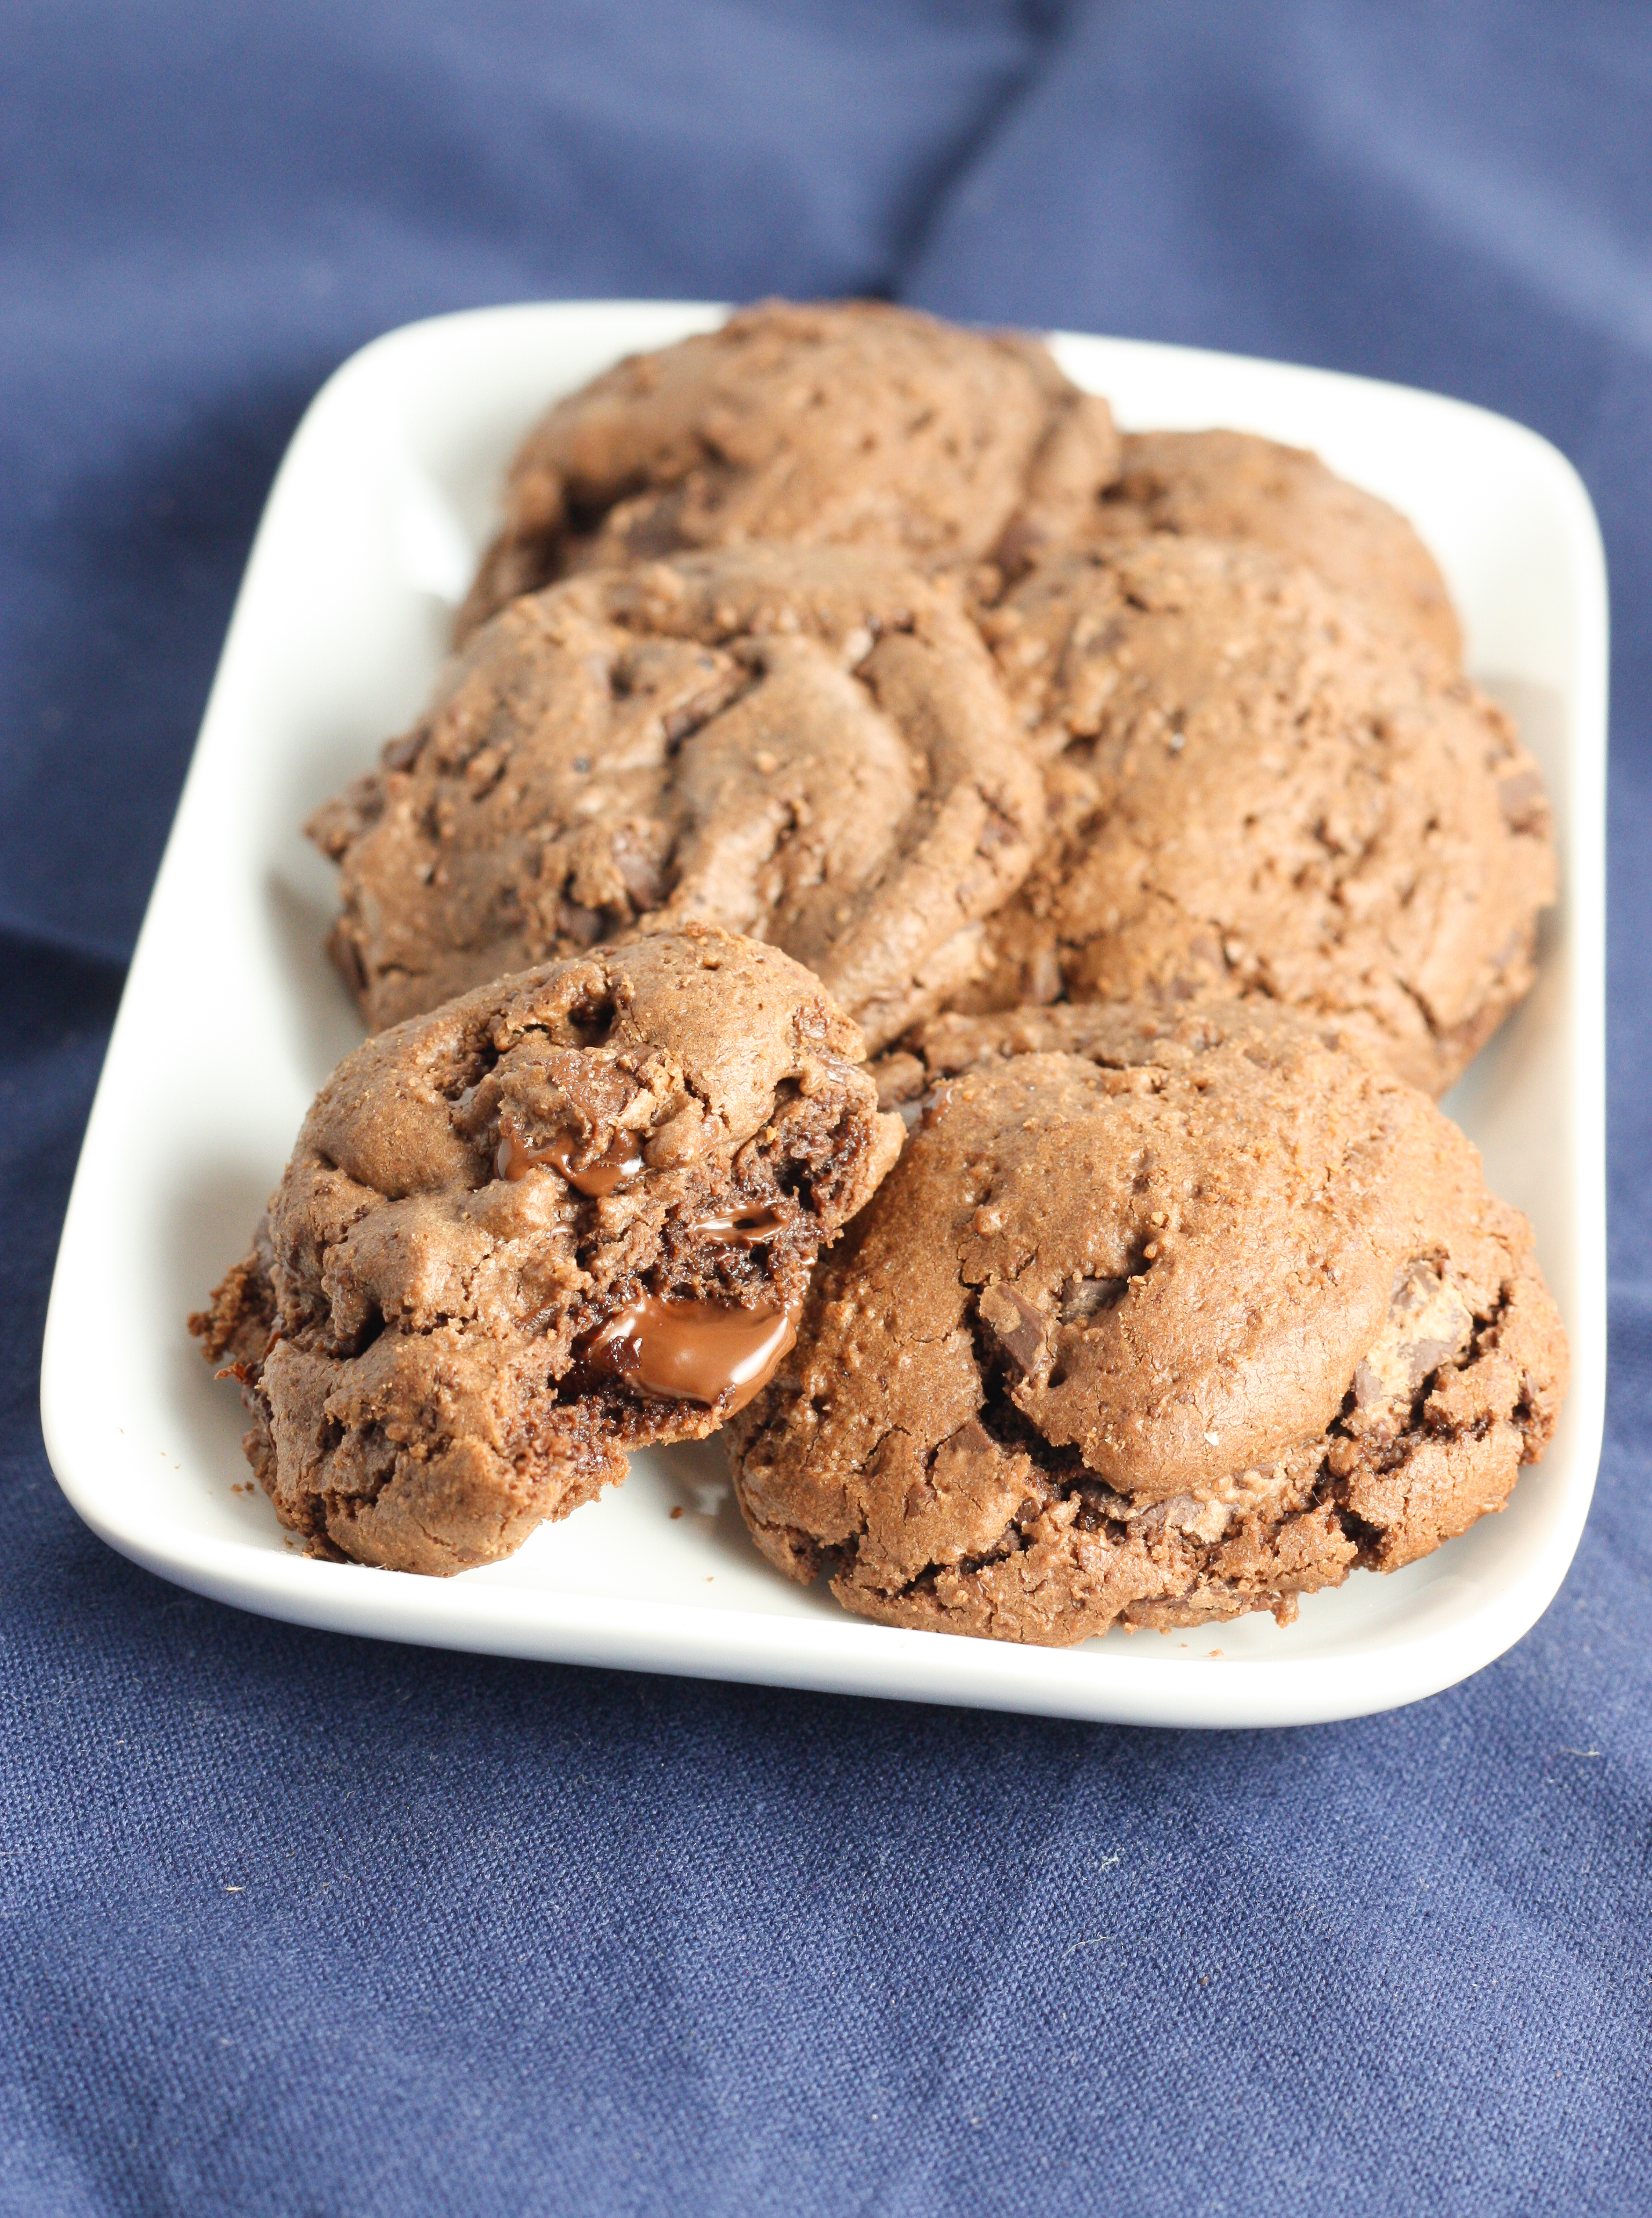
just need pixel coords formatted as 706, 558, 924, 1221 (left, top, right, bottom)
266, 867, 367, 1091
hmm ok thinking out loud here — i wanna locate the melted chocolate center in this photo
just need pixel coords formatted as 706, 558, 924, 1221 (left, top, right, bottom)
579, 1294, 796, 1414
693, 1205, 788, 1246
496, 1114, 644, 1197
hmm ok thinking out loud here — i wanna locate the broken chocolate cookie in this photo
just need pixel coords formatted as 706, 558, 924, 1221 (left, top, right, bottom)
191, 927, 904, 1575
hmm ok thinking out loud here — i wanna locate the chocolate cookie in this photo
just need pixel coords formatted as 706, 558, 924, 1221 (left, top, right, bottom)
311, 543, 1046, 1052
191, 928, 904, 1575
965, 534, 1553, 1094
731, 999, 1567, 1645
457, 298, 1120, 638
1081, 428, 1461, 664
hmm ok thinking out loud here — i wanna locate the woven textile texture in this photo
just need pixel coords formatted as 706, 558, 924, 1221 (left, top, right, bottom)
4, 5, 1650, 2212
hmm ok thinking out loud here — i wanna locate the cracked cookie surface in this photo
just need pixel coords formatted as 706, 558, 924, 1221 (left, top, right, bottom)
731, 998, 1567, 1644
965, 534, 1554, 1094
1078, 427, 1461, 664
311, 542, 1046, 1052
457, 297, 1120, 639
191, 927, 904, 1575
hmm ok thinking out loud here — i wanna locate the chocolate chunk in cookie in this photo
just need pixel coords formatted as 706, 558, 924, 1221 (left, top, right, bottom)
311, 543, 1046, 1052
733, 999, 1567, 1644
191, 928, 904, 1575
457, 298, 1119, 638
1080, 427, 1461, 664
966, 534, 1554, 1094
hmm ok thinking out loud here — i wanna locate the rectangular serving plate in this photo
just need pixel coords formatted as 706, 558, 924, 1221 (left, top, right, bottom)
41, 302, 1607, 1728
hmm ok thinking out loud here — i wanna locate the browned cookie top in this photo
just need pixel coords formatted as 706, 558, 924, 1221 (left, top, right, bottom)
457, 298, 1120, 637
731, 999, 1567, 1646
192, 927, 905, 1576
312, 542, 1047, 1052
964, 534, 1554, 1094
1082, 428, 1461, 664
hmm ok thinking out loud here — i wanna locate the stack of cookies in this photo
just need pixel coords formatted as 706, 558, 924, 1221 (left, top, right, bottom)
194, 299, 1568, 1644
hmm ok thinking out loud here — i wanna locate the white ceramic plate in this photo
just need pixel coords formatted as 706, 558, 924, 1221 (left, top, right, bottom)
41, 303, 1607, 1727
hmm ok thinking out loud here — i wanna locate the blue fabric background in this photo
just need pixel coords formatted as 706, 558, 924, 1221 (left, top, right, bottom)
4, 5, 1649, 2211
